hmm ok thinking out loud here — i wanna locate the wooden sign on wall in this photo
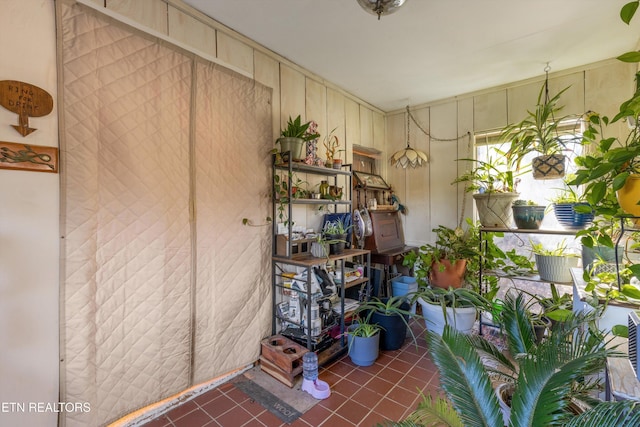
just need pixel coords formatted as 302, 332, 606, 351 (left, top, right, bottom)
0, 80, 54, 137
0, 141, 58, 173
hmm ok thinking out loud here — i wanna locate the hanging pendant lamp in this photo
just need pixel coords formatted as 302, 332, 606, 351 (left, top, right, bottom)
390, 106, 428, 168
356, 0, 407, 20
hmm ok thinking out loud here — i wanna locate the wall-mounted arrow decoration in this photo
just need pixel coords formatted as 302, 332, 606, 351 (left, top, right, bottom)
0, 80, 53, 137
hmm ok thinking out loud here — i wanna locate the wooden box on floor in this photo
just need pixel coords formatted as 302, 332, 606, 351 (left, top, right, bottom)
260, 335, 308, 388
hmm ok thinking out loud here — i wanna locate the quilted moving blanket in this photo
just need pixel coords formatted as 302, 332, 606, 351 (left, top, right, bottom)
57, 1, 272, 425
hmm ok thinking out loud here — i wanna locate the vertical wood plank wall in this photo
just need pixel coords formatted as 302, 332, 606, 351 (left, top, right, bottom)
92, 0, 636, 246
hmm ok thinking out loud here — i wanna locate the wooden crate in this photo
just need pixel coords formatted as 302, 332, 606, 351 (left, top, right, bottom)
260, 334, 308, 373
276, 235, 313, 258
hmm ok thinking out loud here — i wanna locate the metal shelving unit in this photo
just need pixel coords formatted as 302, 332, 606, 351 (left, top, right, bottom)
271, 161, 370, 360
478, 226, 578, 334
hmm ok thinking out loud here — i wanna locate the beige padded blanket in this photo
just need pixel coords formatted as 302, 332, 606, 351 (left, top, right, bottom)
57, 1, 272, 425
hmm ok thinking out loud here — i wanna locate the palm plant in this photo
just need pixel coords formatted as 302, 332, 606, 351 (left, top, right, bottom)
382, 291, 632, 427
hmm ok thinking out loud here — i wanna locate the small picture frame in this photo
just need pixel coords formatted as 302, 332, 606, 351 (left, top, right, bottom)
353, 171, 390, 190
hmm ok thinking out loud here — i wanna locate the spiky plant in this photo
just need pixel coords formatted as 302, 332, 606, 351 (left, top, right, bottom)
381, 289, 631, 427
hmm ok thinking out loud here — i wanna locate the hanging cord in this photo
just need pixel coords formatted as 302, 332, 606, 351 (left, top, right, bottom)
405, 105, 472, 228
406, 106, 471, 142
544, 63, 564, 146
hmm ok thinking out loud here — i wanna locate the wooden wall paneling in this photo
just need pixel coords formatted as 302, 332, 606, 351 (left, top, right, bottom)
585, 62, 637, 148
372, 110, 386, 178
457, 98, 474, 225
359, 106, 373, 148
403, 106, 430, 247
474, 90, 507, 132
386, 111, 405, 210
106, 0, 168, 34
280, 64, 306, 127
507, 81, 541, 124
372, 111, 385, 151
216, 32, 254, 75
279, 65, 307, 229
548, 72, 585, 117
168, 5, 216, 58
254, 51, 281, 142
305, 78, 327, 135
327, 88, 346, 164
326, 89, 348, 224
345, 98, 360, 160
429, 102, 459, 237
305, 78, 328, 227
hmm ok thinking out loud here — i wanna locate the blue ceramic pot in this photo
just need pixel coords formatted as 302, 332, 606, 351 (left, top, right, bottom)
512, 205, 546, 229
552, 203, 594, 230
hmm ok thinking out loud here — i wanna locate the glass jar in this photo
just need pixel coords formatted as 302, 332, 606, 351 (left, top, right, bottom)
319, 180, 329, 198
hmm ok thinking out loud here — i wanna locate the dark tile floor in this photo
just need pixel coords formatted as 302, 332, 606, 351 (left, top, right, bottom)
141, 320, 440, 426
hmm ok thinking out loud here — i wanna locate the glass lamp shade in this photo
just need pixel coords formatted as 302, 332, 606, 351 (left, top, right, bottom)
356, 0, 407, 19
390, 146, 428, 168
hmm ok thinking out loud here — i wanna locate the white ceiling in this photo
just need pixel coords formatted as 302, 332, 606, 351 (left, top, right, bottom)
183, 0, 640, 112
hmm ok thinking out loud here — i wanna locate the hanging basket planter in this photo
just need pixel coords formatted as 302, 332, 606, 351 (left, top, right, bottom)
532, 154, 566, 180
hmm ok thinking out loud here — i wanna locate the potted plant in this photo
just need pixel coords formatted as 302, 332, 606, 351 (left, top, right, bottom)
355, 296, 417, 351
322, 218, 352, 254
413, 286, 489, 335
310, 234, 330, 258
501, 81, 580, 180
576, 218, 624, 276
273, 171, 308, 224
531, 239, 580, 283
391, 292, 623, 427
345, 315, 382, 367
277, 115, 320, 162
453, 147, 522, 228
512, 199, 546, 229
550, 179, 594, 230
403, 218, 536, 298
404, 223, 481, 289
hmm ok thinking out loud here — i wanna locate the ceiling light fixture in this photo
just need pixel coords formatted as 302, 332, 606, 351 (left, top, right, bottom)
356, 0, 407, 20
390, 106, 428, 168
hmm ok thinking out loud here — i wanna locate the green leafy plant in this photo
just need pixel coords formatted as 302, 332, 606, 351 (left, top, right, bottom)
323, 217, 352, 235
279, 115, 320, 141
347, 318, 382, 338
550, 177, 586, 204
530, 239, 578, 257
453, 147, 522, 193
403, 219, 535, 297
501, 83, 580, 170
354, 296, 419, 345
413, 286, 489, 312
513, 199, 537, 206
273, 172, 308, 223
391, 291, 623, 427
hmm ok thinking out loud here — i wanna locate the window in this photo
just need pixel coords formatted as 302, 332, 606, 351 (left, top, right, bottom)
474, 119, 585, 301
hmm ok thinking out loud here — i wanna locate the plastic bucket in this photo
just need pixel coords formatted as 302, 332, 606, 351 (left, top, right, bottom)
391, 276, 418, 314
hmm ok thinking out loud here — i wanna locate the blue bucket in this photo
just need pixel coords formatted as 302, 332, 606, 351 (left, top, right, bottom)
391, 276, 418, 314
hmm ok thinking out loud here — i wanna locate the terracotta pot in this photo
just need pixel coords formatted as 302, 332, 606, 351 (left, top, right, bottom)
429, 258, 467, 289
617, 174, 640, 225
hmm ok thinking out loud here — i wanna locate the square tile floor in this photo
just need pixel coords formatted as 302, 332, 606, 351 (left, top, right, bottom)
141, 320, 440, 426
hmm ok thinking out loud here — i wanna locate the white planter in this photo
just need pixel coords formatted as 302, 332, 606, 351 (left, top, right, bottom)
417, 297, 477, 335
534, 254, 579, 283
473, 192, 519, 228
572, 267, 638, 334
310, 241, 329, 258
